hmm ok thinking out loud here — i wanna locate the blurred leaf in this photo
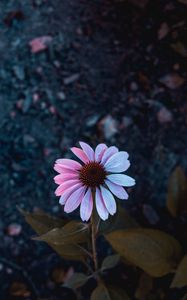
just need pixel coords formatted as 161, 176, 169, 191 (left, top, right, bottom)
99, 204, 138, 234
167, 166, 187, 217
91, 283, 130, 300
64, 273, 89, 289
19, 208, 66, 235
171, 42, 187, 57
50, 243, 87, 262
178, 0, 187, 4
101, 254, 120, 271
105, 229, 182, 277
135, 272, 153, 300
33, 221, 88, 245
9, 282, 31, 298
51, 267, 74, 284
171, 255, 187, 288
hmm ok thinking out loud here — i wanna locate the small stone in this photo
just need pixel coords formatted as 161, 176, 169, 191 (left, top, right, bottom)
99, 115, 118, 140
57, 91, 66, 100
29, 36, 53, 53
63, 73, 80, 85
159, 73, 185, 89
86, 115, 100, 127
158, 22, 170, 40
130, 82, 138, 91
7, 224, 22, 236
121, 116, 133, 128
157, 107, 173, 124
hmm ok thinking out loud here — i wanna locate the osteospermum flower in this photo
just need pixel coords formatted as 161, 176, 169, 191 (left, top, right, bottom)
54, 142, 135, 221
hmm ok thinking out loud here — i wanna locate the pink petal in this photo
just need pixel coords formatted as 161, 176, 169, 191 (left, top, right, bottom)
80, 188, 93, 221
95, 144, 108, 162
54, 173, 79, 185
105, 179, 128, 200
107, 174, 135, 187
104, 151, 130, 173
100, 186, 116, 215
59, 183, 82, 205
95, 188, 109, 220
55, 179, 81, 196
71, 147, 89, 164
54, 164, 79, 174
56, 159, 82, 170
29, 36, 52, 53
79, 141, 94, 161
101, 146, 118, 165
64, 186, 86, 213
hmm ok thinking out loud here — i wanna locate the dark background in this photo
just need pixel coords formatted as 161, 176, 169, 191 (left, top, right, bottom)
0, 0, 187, 299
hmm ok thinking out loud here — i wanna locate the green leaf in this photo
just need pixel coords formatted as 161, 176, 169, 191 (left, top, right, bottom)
19, 208, 66, 235
99, 204, 138, 235
171, 255, 187, 288
91, 283, 130, 300
20, 209, 87, 261
101, 254, 120, 271
64, 273, 89, 289
105, 229, 182, 277
33, 221, 88, 245
167, 166, 187, 217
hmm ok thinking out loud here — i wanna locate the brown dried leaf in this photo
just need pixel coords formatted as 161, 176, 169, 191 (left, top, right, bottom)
158, 23, 170, 40
171, 42, 187, 57
159, 73, 185, 89
9, 282, 31, 298
167, 166, 187, 217
135, 272, 153, 300
105, 229, 182, 277
171, 255, 187, 288
91, 283, 130, 300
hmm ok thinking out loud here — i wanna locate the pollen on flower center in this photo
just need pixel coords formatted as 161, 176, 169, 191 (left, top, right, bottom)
79, 162, 106, 187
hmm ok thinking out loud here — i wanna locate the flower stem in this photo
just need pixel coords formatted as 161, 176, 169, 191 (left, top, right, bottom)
91, 212, 98, 272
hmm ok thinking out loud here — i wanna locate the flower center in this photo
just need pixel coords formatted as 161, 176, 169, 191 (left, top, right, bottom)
79, 162, 106, 187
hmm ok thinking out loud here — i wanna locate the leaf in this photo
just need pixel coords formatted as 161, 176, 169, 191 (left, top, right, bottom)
19, 208, 66, 235
9, 282, 31, 298
20, 209, 86, 261
135, 272, 153, 300
101, 254, 120, 271
91, 283, 130, 300
167, 166, 187, 217
64, 273, 89, 289
99, 204, 138, 234
178, 0, 187, 4
171, 255, 187, 288
105, 229, 182, 277
33, 221, 88, 245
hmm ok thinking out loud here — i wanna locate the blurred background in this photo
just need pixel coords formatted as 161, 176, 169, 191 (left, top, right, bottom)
0, 0, 187, 299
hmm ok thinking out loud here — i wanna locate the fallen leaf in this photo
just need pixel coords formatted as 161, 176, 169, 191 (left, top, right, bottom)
29, 36, 52, 53
159, 73, 185, 89
167, 166, 187, 217
171, 42, 187, 57
105, 229, 182, 277
171, 255, 187, 288
158, 23, 170, 40
9, 282, 31, 297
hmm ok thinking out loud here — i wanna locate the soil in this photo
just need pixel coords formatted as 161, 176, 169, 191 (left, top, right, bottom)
0, 0, 187, 299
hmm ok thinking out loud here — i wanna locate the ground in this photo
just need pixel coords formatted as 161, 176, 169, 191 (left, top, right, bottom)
0, 0, 187, 299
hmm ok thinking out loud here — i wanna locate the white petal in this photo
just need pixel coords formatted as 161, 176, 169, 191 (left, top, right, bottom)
100, 186, 117, 215
95, 143, 108, 162
105, 179, 128, 200
95, 188, 109, 220
79, 141, 94, 161
101, 146, 118, 165
107, 174, 135, 187
64, 186, 86, 213
104, 151, 130, 173
80, 188, 93, 221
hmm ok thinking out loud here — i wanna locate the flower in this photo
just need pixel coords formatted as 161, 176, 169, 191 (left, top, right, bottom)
54, 142, 135, 221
